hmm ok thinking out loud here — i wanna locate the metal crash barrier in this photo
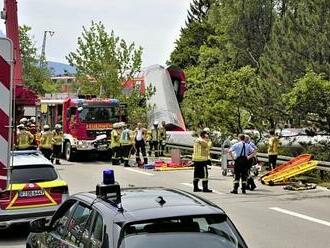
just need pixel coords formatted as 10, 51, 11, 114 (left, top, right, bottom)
166, 143, 330, 172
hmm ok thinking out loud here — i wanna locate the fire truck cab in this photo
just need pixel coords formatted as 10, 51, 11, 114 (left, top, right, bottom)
39, 97, 127, 161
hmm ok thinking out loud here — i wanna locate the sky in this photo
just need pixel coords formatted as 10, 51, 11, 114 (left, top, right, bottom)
0, 0, 192, 66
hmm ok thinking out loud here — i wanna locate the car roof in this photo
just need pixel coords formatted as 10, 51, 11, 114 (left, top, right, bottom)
74, 187, 224, 224
11, 150, 53, 167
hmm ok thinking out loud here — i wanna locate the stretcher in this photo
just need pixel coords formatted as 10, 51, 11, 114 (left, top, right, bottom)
261, 154, 312, 180
262, 161, 318, 185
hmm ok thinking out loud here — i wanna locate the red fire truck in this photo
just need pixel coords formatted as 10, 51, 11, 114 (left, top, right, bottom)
39, 97, 127, 161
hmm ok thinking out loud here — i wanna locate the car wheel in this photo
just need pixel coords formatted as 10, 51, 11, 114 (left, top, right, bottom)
222, 170, 227, 176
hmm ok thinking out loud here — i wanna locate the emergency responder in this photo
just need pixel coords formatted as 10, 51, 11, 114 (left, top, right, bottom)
111, 123, 121, 165
16, 124, 34, 150
148, 121, 160, 157
268, 130, 281, 170
159, 121, 167, 156
17, 117, 28, 135
134, 122, 148, 166
51, 124, 64, 165
120, 123, 132, 167
28, 123, 38, 149
192, 130, 213, 193
39, 125, 53, 160
245, 135, 257, 191
229, 134, 256, 194
203, 127, 212, 165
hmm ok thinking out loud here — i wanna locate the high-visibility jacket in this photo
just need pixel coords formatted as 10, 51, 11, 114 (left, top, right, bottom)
17, 130, 34, 149
159, 127, 166, 141
39, 131, 53, 149
120, 128, 131, 146
192, 137, 209, 162
52, 131, 64, 146
207, 140, 212, 159
111, 129, 120, 148
268, 136, 280, 155
149, 128, 160, 142
35, 132, 42, 146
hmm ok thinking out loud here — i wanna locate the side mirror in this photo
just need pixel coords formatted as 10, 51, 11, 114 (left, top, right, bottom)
30, 217, 49, 233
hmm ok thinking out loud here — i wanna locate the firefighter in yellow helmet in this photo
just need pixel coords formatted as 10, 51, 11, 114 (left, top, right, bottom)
39, 125, 53, 160
192, 130, 213, 193
16, 124, 34, 150
111, 123, 122, 165
148, 121, 160, 157
51, 124, 64, 165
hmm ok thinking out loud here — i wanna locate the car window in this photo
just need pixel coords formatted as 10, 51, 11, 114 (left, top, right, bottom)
121, 215, 246, 248
52, 200, 77, 239
66, 203, 92, 246
10, 165, 58, 183
90, 212, 104, 248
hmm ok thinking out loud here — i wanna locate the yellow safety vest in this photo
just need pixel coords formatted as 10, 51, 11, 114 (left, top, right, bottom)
120, 129, 131, 146
17, 131, 34, 149
40, 131, 53, 149
111, 129, 120, 148
192, 137, 209, 162
52, 131, 64, 146
149, 128, 160, 141
268, 136, 280, 155
159, 127, 166, 141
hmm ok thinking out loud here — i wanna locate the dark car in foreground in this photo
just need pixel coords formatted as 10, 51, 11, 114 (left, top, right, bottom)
27, 174, 247, 248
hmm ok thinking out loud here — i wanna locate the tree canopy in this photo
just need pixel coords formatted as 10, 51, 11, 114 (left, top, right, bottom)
169, 0, 330, 134
19, 25, 56, 94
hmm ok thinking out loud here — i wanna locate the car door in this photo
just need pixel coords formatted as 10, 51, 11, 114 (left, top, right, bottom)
39, 199, 77, 248
41, 201, 93, 248
78, 210, 105, 248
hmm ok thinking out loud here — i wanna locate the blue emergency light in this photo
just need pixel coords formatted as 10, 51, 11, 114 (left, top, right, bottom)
103, 169, 115, 185
96, 170, 121, 205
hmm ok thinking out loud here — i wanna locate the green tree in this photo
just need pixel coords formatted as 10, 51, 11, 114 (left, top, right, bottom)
260, 0, 330, 87
286, 71, 330, 132
66, 21, 142, 98
19, 25, 56, 94
169, 0, 214, 68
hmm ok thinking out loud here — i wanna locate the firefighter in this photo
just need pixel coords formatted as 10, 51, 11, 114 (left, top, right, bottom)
51, 124, 64, 165
229, 134, 256, 194
120, 123, 132, 167
203, 127, 212, 165
192, 130, 213, 193
39, 125, 53, 160
16, 124, 34, 150
134, 122, 148, 166
17, 118, 28, 135
111, 123, 121, 165
159, 121, 167, 156
148, 121, 160, 157
28, 123, 38, 149
245, 135, 257, 191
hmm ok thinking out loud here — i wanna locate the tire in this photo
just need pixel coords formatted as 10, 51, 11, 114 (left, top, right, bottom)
222, 170, 227, 176
64, 141, 74, 161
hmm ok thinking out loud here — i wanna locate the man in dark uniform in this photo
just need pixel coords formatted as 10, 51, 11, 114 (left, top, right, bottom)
229, 134, 256, 194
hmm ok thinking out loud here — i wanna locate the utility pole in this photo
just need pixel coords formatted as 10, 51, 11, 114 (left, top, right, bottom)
40, 30, 54, 67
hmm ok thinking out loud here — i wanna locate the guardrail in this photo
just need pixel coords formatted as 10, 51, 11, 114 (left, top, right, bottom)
166, 143, 330, 172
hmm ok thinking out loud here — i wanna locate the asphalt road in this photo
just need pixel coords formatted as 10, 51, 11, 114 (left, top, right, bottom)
1, 158, 329, 248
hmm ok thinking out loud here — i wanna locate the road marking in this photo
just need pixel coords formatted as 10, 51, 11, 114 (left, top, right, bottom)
180, 183, 225, 195
270, 207, 330, 227
125, 168, 154, 176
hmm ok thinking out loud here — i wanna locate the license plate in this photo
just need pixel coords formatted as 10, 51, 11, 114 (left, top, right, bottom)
19, 190, 45, 198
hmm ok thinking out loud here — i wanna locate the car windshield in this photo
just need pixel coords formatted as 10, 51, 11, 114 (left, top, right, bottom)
10, 165, 58, 184
119, 215, 246, 248
79, 106, 118, 123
